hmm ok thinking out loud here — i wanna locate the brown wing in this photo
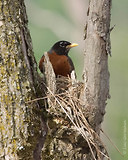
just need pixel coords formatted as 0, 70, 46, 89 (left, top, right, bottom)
39, 52, 75, 77
47, 52, 71, 77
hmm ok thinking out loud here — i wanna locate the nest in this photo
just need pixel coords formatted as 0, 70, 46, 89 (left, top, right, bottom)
40, 52, 110, 159
43, 74, 110, 160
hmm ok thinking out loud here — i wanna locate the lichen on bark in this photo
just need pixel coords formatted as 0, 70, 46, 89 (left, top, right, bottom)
0, 0, 43, 159
0, 0, 112, 159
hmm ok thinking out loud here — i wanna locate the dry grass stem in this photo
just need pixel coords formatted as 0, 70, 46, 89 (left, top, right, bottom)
44, 76, 110, 160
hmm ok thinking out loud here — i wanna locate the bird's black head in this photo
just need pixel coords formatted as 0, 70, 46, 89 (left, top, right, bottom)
49, 40, 78, 56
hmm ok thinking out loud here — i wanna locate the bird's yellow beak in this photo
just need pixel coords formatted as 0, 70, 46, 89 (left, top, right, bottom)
67, 43, 78, 48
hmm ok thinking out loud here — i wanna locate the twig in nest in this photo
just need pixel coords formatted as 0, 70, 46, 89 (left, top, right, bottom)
45, 83, 110, 160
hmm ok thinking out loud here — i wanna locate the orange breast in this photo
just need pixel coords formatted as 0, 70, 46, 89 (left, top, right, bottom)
39, 52, 72, 77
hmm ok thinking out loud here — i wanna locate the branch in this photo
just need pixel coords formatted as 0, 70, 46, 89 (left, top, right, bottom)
83, 0, 111, 131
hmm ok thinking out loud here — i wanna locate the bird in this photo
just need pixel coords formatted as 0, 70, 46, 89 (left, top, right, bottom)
39, 40, 78, 77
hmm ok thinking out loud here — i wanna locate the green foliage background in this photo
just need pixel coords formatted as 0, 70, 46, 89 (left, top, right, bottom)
25, 0, 128, 159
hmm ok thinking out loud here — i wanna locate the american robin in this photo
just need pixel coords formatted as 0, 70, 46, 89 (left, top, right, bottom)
39, 41, 78, 77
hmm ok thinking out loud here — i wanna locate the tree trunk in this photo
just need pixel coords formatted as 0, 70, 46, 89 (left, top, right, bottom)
0, 0, 47, 160
83, 0, 111, 131
0, 0, 112, 160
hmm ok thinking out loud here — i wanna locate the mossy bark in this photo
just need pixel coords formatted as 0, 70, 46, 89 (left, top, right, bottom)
0, 0, 112, 159
0, 0, 46, 159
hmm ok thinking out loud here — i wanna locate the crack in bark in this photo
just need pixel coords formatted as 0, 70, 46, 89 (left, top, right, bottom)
20, 29, 34, 86
33, 117, 48, 160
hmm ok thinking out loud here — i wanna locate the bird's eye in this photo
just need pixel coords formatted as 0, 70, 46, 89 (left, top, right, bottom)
59, 42, 65, 47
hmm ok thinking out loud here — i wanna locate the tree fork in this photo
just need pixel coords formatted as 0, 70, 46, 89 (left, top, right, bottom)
0, 0, 112, 159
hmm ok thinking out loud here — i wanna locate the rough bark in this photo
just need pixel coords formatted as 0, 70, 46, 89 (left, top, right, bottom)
0, 0, 111, 159
83, 0, 111, 131
0, 0, 46, 160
